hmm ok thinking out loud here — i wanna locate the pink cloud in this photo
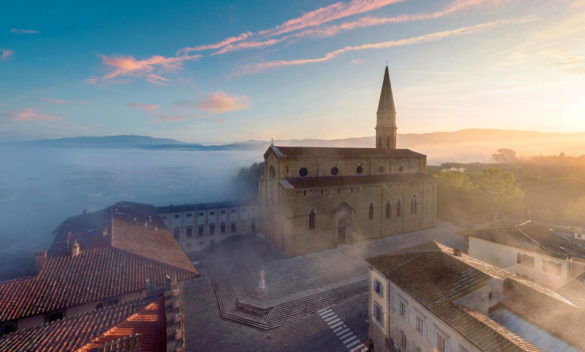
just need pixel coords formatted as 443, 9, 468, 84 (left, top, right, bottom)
98, 53, 202, 83
1, 108, 61, 122
10, 29, 39, 34
128, 102, 160, 111
203, 0, 502, 56
1, 49, 13, 62
235, 18, 534, 76
197, 91, 250, 113
41, 98, 91, 105
178, 0, 404, 55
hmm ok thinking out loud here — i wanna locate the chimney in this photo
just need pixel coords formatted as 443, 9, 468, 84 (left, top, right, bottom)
453, 248, 462, 257
34, 250, 47, 273
71, 240, 81, 257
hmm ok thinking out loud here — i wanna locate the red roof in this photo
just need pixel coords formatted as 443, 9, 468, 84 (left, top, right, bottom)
0, 247, 195, 323
0, 298, 166, 352
48, 201, 197, 273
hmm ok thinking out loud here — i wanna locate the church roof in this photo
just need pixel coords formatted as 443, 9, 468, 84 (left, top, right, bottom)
284, 173, 433, 189
377, 66, 396, 114
264, 145, 424, 160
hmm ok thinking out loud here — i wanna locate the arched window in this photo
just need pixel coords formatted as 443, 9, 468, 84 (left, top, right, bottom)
385, 201, 391, 219
331, 166, 339, 175
369, 203, 374, 220
386, 136, 391, 148
299, 168, 308, 177
269, 165, 276, 178
186, 226, 193, 238
411, 195, 418, 215
396, 201, 401, 217
356, 166, 363, 174
309, 209, 316, 230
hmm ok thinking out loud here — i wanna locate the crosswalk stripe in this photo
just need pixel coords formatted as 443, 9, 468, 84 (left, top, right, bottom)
317, 308, 331, 314
342, 335, 358, 345
346, 339, 361, 349
327, 319, 341, 326
350, 344, 365, 352
324, 315, 339, 323
360, 347, 368, 352
320, 310, 334, 317
333, 325, 346, 333
339, 331, 354, 340
335, 328, 350, 336
330, 320, 343, 329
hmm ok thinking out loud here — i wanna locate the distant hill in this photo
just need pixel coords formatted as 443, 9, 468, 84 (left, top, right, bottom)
22, 129, 585, 164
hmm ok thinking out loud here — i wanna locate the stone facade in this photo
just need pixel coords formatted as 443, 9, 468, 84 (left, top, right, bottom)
258, 67, 436, 257
157, 201, 258, 255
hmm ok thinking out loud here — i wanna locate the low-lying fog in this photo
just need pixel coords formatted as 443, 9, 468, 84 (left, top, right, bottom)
0, 146, 261, 280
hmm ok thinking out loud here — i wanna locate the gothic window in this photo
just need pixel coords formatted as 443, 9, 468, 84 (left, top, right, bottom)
356, 166, 363, 174
411, 195, 418, 215
386, 136, 390, 148
385, 201, 391, 219
309, 209, 316, 230
299, 168, 308, 177
186, 226, 193, 238
397, 200, 402, 217
369, 203, 374, 220
269, 165, 276, 178
331, 166, 339, 175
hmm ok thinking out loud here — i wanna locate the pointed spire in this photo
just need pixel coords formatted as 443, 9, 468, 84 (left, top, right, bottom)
377, 66, 396, 114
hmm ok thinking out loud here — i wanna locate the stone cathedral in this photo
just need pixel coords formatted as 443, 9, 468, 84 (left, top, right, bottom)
259, 66, 436, 257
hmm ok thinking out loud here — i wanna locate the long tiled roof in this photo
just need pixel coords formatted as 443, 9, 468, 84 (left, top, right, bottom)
156, 199, 256, 214
0, 247, 195, 323
264, 145, 425, 160
366, 242, 542, 352
466, 221, 585, 260
284, 173, 433, 189
0, 298, 166, 352
48, 201, 197, 273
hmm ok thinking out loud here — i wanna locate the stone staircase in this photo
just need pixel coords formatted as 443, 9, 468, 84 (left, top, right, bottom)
210, 273, 368, 330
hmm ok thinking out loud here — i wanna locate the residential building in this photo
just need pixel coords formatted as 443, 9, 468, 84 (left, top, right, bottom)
465, 220, 585, 289
366, 241, 585, 352
157, 200, 258, 254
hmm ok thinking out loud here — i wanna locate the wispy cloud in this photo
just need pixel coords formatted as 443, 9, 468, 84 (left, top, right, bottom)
127, 102, 160, 111
0, 108, 60, 122
1, 49, 13, 62
235, 18, 534, 76
41, 98, 91, 105
10, 29, 39, 34
179, 0, 405, 55
184, 0, 500, 56
196, 91, 250, 113
96, 53, 202, 84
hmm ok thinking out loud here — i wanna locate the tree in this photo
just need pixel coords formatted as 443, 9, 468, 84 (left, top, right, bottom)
492, 148, 517, 164
564, 196, 585, 226
472, 168, 524, 225
434, 171, 475, 222
232, 162, 265, 198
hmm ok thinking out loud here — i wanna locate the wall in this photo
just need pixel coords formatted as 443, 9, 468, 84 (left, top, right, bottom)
468, 237, 571, 289
159, 204, 258, 255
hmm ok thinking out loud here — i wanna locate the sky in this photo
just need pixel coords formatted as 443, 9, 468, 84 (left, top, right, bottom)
0, 0, 584, 143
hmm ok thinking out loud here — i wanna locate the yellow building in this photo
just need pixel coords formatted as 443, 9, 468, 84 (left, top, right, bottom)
259, 67, 437, 257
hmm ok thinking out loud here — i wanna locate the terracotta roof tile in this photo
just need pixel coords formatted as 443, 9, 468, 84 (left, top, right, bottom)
0, 247, 195, 323
0, 298, 165, 352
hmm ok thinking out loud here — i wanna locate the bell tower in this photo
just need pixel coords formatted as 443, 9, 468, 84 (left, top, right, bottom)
375, 66, 397, 150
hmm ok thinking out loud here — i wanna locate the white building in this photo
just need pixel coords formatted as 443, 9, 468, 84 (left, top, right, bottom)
465, 220, 585, 289
157, 200, 258, 254
366, 241, 585, 352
